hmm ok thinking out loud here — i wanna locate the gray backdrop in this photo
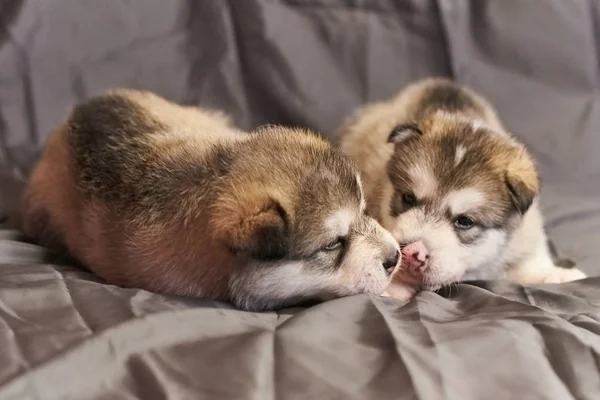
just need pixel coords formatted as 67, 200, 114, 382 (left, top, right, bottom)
1, 1, 600, 399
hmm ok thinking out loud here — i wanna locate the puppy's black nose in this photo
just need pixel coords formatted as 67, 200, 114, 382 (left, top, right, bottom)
383, 250, 400, 270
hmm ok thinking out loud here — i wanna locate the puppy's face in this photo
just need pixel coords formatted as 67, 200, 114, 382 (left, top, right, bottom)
213, 128, 400, 311
379, 112, 539, 289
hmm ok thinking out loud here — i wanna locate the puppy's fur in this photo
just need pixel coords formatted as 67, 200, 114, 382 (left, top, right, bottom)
21, 89, 401, 311
338, 77, 586, 292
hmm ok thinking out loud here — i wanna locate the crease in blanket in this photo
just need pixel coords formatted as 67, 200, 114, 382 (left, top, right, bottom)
371, 295, 444, 399
545, 203, 600, 232
413, 293, 459, 400
272, 296, 411, 399
278, 1, 395, 15
531, 319, 600, 398
522, 286, 538, 307
434, 0, 462, 80
447, 284, 578, 319
125, 356, 170, 400
409, 287, 598, 399
566, 313, 600, 336
225, 0, 318, 130
270, 321, 278, 400
0, 240, 51, 265
224, 0, 253, 122
271, 302, 362, 398
0, 308, 276, 399
587, 0, 600, 89
184, 1, 248, 127
0, 12, 40, 172
493, 280, 600, 315
0, 298, 31, 386
51, 268, 95, 336
0, 38, 29, 182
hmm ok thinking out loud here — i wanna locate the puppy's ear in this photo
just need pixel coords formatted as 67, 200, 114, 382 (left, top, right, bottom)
213, 188, 289, 261
505, 146, 540, 214
387, 123, 423, 144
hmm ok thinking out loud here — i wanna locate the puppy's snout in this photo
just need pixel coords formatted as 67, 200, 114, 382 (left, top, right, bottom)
383, 249, 400, 273
401, 241, 429, 274
384, 250, 400, 269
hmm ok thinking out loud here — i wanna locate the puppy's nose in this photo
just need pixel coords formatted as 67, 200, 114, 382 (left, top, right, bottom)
383, 249, 400, 271
401, 241, 429, 274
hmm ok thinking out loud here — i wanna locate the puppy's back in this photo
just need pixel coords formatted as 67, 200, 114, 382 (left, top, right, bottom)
21, 90, 242, 295
397, 77, 504, 130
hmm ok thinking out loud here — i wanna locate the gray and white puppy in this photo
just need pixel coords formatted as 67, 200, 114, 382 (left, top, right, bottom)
338, 77, 586, 299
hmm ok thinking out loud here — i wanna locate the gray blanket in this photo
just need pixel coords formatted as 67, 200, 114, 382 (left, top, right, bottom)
1, 1, 599, 399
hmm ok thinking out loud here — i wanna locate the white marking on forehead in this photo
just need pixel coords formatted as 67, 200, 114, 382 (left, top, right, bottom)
444, 188, 486, 216
434, 110, 464, 123
356, 173, 366, 212
454, 145, 467, 166
470, 119, 487, 132
409, 165, 438, 198
324, 208, 354, 238
434, 110, 490, 133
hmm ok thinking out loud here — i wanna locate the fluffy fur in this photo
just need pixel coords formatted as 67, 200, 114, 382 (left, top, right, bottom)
338, 77, 586, 296
21, 89, 401, 311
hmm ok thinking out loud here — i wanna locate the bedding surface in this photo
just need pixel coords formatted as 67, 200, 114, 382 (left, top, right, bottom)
1, 0, 600, 398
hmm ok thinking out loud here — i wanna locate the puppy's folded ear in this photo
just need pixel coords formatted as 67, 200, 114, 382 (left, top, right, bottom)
212, 187, 289, 261
505, 146, 540, 214
387, 123, 423, 144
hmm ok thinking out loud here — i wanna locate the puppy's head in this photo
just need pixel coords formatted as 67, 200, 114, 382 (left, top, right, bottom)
380, 112, 539, 289
212, 127, 400, 311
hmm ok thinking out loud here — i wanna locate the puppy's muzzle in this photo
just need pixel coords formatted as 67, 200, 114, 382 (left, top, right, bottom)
383, 249, 401, 274
400, 240, 429, 275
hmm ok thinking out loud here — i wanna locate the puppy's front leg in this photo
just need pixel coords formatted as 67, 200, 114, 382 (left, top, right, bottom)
507, 243, 587, 284
381, 268, 419, 302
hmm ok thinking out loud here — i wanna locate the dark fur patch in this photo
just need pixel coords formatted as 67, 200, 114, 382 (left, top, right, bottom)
505, 173, 535, 214
68, 94, 161, 203
455, 226, 485, 245
68, 94, 235, 218
22, 206, 67, 252
229, 200, 290, 261
414, 80, 484, 120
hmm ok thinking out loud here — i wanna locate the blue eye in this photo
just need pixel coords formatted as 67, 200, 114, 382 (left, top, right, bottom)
323, 238, 343, 251
402, 193, 417, 207
454, 215, 475, 229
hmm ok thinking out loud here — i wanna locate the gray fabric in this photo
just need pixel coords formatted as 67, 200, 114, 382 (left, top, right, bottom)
2, 229, 600, 400
0, 0, 600, 398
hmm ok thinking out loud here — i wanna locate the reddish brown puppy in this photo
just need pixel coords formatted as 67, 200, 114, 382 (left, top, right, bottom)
21, 89, 401, 311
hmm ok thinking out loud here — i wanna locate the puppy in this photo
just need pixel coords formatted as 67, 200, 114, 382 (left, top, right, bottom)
21, 89, 401, 311
338, 77, 586, 297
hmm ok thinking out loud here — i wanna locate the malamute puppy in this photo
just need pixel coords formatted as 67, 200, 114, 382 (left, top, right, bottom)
21, 89, 401, 311
338, 78, 586, 297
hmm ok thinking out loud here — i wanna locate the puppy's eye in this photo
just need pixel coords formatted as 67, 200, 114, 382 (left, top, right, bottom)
323, 238, 344, 251
402, 193, 417, 208
454, 215, 475, 230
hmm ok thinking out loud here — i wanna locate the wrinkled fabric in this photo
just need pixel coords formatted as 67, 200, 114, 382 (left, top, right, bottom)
1, 0, 600, 398
1, 230, 600, 399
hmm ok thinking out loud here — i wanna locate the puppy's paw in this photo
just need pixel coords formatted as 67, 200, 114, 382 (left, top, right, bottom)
381, 268, 419, 302
381, 283, 416, 302
541, 267, 587, 284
